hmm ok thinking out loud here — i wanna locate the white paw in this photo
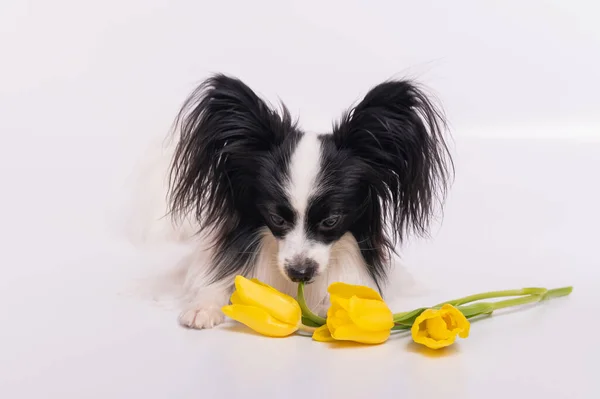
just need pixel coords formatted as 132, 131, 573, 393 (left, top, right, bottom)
178, 306, 225, 329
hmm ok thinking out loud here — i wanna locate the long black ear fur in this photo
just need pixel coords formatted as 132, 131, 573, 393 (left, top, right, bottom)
333, 79, 453, 245
167, 74, 295, 235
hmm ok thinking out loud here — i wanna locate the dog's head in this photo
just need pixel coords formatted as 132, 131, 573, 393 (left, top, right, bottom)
168, 74, 452, 287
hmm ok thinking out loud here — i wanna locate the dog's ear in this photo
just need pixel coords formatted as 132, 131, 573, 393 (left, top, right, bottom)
168, 74, 294, 230
333, 79, 453, 242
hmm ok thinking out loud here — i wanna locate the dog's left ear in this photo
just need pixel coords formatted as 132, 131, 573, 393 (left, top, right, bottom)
333, 79, 453, 242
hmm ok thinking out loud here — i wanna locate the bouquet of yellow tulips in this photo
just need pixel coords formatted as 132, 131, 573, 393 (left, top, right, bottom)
222, 275, 572, 349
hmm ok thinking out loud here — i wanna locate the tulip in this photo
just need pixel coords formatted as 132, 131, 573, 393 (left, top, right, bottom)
223, 273, 573, 353
221, 276, 302, 337
410, 304, 470, 349
312, 282, 394, 344
408, 286, 573, 349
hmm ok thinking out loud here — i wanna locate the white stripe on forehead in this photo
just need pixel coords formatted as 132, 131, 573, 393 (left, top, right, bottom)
286, 133, 322, 216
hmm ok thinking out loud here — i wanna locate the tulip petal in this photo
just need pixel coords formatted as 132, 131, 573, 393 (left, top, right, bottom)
330, 295, 350, 311
234, 276, 301, 325
222, 304, 298, 337
412, 316, 455, 349
425, 316, 452, 340
332, 324, 390, 344
458, 322, 470, 339
230, 291, 244, 305
327, 306, 353, 332
442, 313, 457, 330
441, 304, 470, 338
410, 305, 470, 349
413, 333, 457, 349
312, 325, 335, 342
347, 296, 394, 332
328, 282, 383, 301
250, 278, 278, 290
415, 308, 438, 320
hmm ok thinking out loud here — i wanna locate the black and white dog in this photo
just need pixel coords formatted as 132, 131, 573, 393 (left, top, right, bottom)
131, 74, 452, 329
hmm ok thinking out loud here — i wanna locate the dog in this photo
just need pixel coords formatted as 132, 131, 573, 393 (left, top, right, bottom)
130, 74, 452, 329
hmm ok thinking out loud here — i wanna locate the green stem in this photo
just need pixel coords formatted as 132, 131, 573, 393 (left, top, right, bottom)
391, 288, 544, 321
297, 324, 317, 334
297, 283, 327, 326
432, 287, 548, 308
490, 294, 545, 310
456, 286, 573, 318
391, 324, 411, 331
457, 294, 539, 317
392, 286, 573, 322
541, 286, 573, 300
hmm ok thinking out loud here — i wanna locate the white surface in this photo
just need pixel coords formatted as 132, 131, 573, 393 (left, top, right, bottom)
1, 138, 597, 399
1, 1, 599, 398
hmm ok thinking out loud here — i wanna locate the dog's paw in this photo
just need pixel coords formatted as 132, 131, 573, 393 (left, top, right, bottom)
178, 306, 225, 329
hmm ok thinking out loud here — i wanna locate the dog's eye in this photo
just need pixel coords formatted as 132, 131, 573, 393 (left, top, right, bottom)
320, 215, 341, 230
270, 214, 285, 227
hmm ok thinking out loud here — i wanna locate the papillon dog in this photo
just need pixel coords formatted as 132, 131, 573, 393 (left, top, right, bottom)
131, 74, 453, 329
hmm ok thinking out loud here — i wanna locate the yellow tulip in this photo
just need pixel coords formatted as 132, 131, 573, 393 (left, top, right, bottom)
411, 304, 470, 349
221, 276, 302, 337
312, 282, 394, 344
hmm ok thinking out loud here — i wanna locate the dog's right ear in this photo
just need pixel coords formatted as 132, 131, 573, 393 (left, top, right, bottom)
168, 74, 294, 230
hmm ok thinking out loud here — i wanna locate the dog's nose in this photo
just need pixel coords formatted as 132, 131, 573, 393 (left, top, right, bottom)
284, 257, 318, 282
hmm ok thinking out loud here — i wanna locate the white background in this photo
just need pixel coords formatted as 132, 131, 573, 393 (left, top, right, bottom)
1, 1, 598, 398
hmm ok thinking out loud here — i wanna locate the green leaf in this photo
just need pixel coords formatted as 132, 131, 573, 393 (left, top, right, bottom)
393, 307, 427, 326
541, 286, 573, 300
458, 302, 495, 318
302, 316, 324, 327
391, 324, 411, 331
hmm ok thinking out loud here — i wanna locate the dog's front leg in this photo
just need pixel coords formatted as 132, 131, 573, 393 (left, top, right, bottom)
178, 275, 232, 330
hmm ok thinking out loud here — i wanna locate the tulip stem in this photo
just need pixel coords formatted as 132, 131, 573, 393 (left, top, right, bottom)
458, 285, 573, 317
391, 324, 411, 331
541, 286, 573, 300
298, 324, 317, 334
432, 287, 548, 308
297, 283, 327, 326
392, 286, 573, 325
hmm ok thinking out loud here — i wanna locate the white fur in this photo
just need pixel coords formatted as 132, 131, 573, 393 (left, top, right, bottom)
279, 132, 331, 275
286, 132, 322, 213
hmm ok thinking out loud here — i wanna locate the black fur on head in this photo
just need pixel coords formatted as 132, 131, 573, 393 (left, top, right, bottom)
330, 79, 453, 284
166, 74, 453, 290
167, 74, 300, 281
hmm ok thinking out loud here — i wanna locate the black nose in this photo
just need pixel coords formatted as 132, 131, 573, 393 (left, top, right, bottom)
285, 257, 318, 282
